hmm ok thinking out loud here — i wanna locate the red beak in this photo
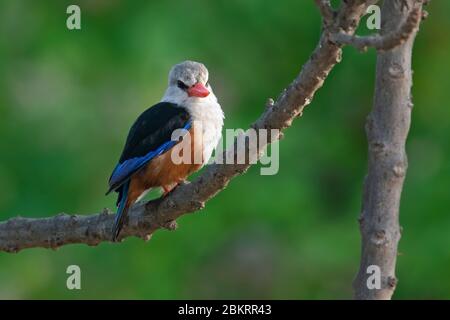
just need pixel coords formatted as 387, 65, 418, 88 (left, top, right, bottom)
187, 83, 210, 98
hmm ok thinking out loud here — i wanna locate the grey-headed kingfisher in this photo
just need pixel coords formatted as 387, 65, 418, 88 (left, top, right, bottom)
106, 61, 224, 241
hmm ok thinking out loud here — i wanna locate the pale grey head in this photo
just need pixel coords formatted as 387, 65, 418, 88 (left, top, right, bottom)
168, 60, 209, 87
162, 60, 213, 104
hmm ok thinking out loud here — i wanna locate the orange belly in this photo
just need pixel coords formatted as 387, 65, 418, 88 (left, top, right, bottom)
126, 126, 203, 203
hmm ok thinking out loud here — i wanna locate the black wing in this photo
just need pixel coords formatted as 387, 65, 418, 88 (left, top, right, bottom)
107, 102, 191, 194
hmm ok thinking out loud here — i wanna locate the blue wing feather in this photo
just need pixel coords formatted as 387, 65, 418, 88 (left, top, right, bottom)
108, 121, 191, 191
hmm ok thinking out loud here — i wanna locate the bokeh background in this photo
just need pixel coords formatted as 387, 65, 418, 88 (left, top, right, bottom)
0, 0, 449, 299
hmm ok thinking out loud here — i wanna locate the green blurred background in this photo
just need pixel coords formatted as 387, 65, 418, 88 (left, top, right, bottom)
0, 0, 449, 299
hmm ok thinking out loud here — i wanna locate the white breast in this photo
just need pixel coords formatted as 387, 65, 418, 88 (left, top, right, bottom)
183, 93, 224, 164
161, 87, 224, 165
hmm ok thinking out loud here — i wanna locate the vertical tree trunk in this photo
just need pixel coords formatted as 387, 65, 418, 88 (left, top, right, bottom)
353, 0, 421, 300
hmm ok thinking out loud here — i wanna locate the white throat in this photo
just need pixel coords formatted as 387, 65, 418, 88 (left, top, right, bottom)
161, 87, 224, 165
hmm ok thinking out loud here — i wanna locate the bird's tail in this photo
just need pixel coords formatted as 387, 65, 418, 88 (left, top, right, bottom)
112, 181, 130, 242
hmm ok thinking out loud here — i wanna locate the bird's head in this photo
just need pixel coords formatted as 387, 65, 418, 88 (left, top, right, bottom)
162, 60, 213, 104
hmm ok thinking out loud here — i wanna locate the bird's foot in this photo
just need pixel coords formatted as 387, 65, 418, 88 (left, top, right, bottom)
162, 182, 177, 196
177, 179, 188, 186
162, 185, 173, 196
162, 180, 187, 197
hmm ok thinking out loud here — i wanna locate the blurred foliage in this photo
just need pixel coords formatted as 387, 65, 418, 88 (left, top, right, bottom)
0, 0, 449, 299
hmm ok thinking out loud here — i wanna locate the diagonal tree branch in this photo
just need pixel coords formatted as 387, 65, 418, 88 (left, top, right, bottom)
330, 0, 423, 52
314, 0, 335, 26
0, 1, 372, 253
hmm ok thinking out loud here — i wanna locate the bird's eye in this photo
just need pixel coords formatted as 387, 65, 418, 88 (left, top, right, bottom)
205, 81, 209, 87
177, 80, 188, 90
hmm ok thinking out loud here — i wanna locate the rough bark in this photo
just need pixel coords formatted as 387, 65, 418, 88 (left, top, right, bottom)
330, 2, 422, 51
352, 0, 423, 300
0, 0, 372, 253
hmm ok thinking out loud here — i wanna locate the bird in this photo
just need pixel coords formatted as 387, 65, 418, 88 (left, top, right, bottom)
106, 61, 224, 241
